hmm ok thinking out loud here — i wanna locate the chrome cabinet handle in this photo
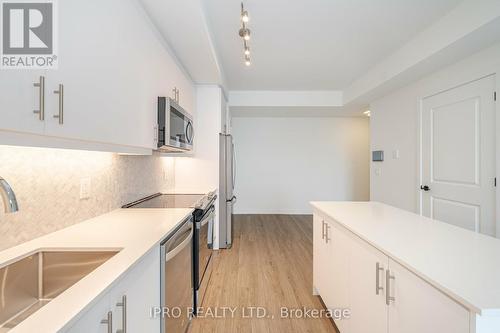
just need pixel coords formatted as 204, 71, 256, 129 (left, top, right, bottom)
321, 220, 325, 240
116, 295, 127, 333
53, 84, 64, 124
100, 311, 112, 333
385, 269, 395, 305
376, 262, 384, 295
325, 223, 331, 243
33, 76, 45, 120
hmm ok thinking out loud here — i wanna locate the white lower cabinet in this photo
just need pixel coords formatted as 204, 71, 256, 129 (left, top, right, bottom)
63, 246, 160, 332
313, 213, 471, 333
348, 231, 388, 333
387, 258, 469, 333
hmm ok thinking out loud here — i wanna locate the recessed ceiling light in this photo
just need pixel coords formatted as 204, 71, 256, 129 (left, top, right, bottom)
245, 55, 251, 66
244, 44, 250, 56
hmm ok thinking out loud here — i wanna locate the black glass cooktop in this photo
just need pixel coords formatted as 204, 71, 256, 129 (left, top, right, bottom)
122, 193, 205, 209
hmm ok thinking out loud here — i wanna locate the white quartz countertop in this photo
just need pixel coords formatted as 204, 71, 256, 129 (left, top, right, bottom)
310, 201, 500, 316
0, 208, 193, 333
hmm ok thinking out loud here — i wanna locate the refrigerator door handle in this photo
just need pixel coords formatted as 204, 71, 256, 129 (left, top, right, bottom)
232, 142, 236, 191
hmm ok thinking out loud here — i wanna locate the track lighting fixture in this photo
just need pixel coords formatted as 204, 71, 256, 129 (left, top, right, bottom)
239, 3, 252, 66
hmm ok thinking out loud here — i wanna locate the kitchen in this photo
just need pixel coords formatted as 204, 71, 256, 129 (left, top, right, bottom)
1, 0, 500, 333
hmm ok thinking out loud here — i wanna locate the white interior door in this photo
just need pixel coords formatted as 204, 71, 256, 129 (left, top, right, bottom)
421, 75, 496, 236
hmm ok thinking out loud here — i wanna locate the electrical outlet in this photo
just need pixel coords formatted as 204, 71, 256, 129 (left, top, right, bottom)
80, 177, 91, 199
392, 149, 400, 159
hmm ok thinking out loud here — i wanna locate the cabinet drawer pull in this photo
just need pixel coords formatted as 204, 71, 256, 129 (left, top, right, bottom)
116, 295, 127, 333
375, 262, 384, 295
321, 220, 325, 240
100, 311, 112, 333
325, 224, 331, 243
33, 76, 45, 120
385, 269, 395, 305
53, 84, 64, 124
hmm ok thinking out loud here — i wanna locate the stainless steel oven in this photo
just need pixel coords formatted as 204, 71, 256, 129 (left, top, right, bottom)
160, 217, 193, 333
157, 97, 193, 152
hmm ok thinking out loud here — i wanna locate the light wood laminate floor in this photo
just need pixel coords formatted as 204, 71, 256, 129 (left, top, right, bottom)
189, 214, 337, 333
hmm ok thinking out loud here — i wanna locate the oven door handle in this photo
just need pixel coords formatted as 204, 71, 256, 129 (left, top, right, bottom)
165, 228, 193, 262
200, 207, 215, 227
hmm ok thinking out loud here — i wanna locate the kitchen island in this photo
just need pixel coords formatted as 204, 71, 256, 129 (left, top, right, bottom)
311, 201, 500, 333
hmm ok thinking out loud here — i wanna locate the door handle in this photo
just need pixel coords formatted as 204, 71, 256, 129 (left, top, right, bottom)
100, 311, 112, 333
33, 76, 45, 120
116, 295, 127, 333
420, 185, 430, 191
375, 262, 384, 295
385, 269, 395, 305
53, 84, 64, 124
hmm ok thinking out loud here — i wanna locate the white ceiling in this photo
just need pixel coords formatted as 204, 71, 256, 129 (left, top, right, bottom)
203, 0, 462, 90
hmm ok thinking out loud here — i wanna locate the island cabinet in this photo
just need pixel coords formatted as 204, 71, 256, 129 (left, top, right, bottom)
61, 246, 161, 333
313, 212, 470, 333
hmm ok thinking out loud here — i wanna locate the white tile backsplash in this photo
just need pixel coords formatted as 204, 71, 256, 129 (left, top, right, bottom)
0, 145, 174, 251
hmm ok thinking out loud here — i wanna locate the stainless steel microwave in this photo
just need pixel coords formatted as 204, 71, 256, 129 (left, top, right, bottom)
157, 97, 193, 152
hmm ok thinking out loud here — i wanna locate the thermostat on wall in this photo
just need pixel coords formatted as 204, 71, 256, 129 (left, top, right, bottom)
372, 150, 384, 162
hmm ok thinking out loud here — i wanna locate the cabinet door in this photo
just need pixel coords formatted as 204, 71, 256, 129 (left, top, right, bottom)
62, 292, 111, 333
0, 71, 46, 135
348, 232, 388, 333
45, 0, 166, 149
108, 247, 161, 332
325, 219, 351, 333
387, 259, 469, 333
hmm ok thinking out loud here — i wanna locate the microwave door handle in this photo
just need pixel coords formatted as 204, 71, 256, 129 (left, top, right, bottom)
186, 121, 194, 144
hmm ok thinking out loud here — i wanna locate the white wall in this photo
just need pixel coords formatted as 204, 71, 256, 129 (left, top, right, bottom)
232, 116, 370, 214
370, 43, 500, 232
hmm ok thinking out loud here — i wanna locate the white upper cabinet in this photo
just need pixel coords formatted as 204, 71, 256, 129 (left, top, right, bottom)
0, 0, 194, 153
0, 71, 47, 135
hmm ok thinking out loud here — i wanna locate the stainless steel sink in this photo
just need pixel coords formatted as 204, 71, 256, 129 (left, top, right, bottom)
0, 250, 119, 331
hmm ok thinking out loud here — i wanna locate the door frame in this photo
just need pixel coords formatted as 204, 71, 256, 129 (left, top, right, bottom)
418, 72, 498, 236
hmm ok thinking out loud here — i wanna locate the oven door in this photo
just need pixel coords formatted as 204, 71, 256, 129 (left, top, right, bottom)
198, 206, 215, 285
194, 206, 215, 312
167, 98, 193, 150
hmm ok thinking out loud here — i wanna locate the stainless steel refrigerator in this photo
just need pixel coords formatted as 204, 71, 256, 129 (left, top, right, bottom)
219, 133, 236, 249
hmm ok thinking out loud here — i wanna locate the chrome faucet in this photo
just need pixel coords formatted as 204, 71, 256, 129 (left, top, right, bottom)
0, 176, 19, 213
